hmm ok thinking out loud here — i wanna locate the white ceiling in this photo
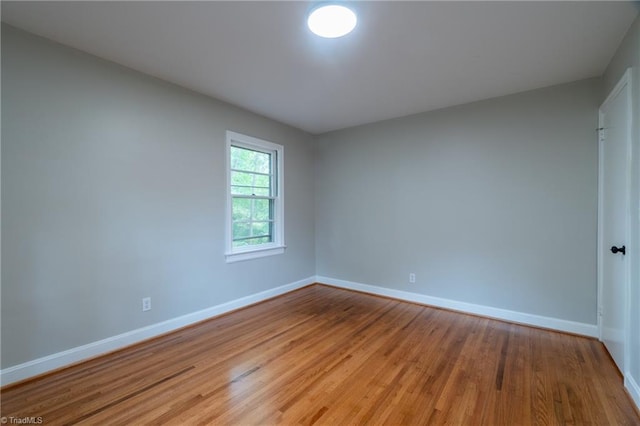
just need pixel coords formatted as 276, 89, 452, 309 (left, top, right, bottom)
2, 1, 637, 134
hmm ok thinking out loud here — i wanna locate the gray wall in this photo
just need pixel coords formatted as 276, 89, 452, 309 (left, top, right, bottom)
1, 25, 316, 368
603, 13, 640, 397
316, 78, 600, 324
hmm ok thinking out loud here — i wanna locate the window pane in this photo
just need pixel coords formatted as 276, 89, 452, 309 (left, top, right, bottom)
232, 198, 251, 221
249, 236, 271, 245
252, 187, 270, 196
253, 199, 272, 221
233, 236, 271, 248
231, 171, 253, 186
234, 238, 255, 248
230, 146, 253, 171
232, 222, 250, 240
253, 151, 271, 174
251, 221, 271, 237
231, 171, 271, 196
254, 174, 271, 189
231, 146, 271, 174
231, 186, 254, 196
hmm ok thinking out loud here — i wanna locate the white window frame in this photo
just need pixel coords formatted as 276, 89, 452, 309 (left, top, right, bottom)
225, 131, 285, 263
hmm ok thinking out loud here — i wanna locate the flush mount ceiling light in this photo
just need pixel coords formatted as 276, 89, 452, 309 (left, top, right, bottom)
307, 4, 357, 38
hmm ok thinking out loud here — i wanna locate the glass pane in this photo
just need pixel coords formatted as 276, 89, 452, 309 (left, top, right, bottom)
231, 186, 254, 196
253, 199, 272, 221
231, 171, 254, 186
254, 174, 271, 189
233, 238, 255, 248
253, 151, 271, 174
232, 198, 251, 221
231, 146, 271, 174
232, 222, 250, 240
230, 146, 252, 171
231, 171, 271, 196
251, 221, 271, 237
251, 187, 270, 196
250, 236, 271, 245
233, 236, 271, 248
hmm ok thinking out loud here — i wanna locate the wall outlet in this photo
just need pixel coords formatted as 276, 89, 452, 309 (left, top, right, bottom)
142, 297, 151, 312
409, 273, 416, 284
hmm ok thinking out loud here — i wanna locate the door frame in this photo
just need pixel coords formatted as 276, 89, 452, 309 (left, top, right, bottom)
597, 68, 633, 377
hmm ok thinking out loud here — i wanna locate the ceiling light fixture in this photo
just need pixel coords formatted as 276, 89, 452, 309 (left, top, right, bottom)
307, 4, 357, 38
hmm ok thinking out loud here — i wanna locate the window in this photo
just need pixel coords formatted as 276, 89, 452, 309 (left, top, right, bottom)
225, 131, 285, 262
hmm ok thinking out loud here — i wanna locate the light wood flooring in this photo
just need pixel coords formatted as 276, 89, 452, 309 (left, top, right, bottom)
1, 284, 638, 425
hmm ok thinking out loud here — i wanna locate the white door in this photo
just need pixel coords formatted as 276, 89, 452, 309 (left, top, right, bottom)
598, 69, 632, 374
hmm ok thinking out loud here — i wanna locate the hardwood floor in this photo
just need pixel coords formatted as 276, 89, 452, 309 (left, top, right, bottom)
2, 284, 638, 425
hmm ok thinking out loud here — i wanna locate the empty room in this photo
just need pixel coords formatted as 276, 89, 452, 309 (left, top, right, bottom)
1, 1, 639, 424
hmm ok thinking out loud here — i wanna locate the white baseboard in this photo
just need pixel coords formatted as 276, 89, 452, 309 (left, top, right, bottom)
625, 373, 640, 411
316, 276, 598, 338
0, 276, 315, 387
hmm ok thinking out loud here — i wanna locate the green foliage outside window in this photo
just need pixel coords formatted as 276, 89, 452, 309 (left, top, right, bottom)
230, 146, 275, 247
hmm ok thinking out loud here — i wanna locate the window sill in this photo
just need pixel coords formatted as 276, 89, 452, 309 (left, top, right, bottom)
225, 245, 286, 263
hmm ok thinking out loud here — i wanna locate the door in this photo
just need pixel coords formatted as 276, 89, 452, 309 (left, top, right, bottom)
598, 69, 632, 374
